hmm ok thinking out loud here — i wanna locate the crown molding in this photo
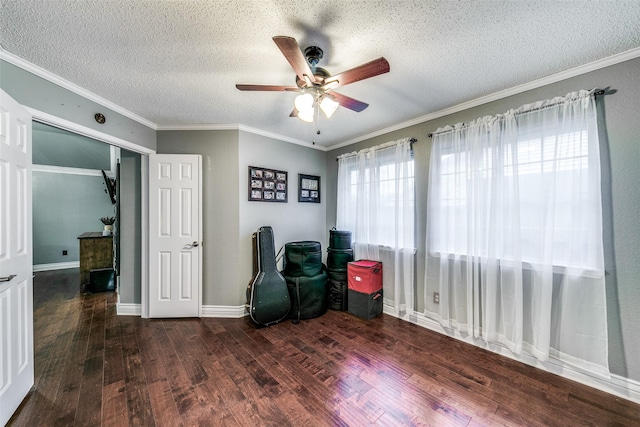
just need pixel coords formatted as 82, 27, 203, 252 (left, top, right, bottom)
157, 123, 327, 151
326, 46, 640, 151
0, 46, 158, 130
5, 44, 639, 153
239, 124, 327, 151
1, 47, 325, 150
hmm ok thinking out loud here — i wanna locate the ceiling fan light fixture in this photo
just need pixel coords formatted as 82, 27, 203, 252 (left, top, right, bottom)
297, 107, 314, 122
320, 96, 339, 118
294, 93, 314, 112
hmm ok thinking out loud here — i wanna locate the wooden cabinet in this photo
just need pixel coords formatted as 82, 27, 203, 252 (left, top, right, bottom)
78, 232, 113, 288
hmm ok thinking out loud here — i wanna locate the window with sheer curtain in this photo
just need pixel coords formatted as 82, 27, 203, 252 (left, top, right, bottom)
426, 90, 609, 376
337, 138, 415, 315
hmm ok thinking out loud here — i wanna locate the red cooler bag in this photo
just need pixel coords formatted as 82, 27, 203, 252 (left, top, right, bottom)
347, 260, 382, 293
347, 260, 382, 319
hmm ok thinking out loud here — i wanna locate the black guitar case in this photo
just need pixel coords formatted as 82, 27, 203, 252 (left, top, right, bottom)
246, 226, 291, 326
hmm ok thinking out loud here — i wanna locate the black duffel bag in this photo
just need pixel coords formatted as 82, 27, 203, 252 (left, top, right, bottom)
329, 228, 352, 249
327, 248, 354, 270
328, 278, 348, 311
284, 271, 328, 323
326, 267, 347, 282
283, 241, 323, 277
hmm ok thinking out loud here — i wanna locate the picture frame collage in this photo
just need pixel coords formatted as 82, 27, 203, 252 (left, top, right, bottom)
248, 166, 321, 204
248, 166, 288, 202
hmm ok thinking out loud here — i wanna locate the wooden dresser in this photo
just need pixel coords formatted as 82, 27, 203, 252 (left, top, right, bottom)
78, 232, 113, 288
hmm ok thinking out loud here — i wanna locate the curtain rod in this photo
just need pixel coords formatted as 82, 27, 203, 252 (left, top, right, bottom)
336, 137, 417, 161
427, 89, 607, 138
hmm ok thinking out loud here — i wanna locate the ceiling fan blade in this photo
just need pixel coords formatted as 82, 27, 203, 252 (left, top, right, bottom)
272, 36, 317, 84
324, 57, 390, 88
236, 84, 298, 91
330, 92, 369, 112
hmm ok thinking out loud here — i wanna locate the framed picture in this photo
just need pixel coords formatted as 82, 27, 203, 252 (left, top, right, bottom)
248, 166, 288, 202
299, 174, 320, 203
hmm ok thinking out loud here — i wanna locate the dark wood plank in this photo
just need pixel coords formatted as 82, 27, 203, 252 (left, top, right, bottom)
119, 316, 156, 426
49, 293, 96, 426
9, 269, 640, 427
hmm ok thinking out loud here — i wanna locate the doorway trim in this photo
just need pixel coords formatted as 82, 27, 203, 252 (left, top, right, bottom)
28, 107, 154, 317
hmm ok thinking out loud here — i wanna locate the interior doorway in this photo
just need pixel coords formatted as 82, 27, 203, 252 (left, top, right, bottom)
32, 121, 120, 280
29, 109, 152, 315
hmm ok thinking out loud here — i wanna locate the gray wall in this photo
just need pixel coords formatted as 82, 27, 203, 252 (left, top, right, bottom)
156, 129, 326, 307
156, 130, 241, 307
1, 60, 156, 151
32, 172, 114, 264
118, 150, 142, 303
325, 57, 640, 381
238, 132, 327, 305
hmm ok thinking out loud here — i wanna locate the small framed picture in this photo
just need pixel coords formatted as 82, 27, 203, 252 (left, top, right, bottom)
299, 174, 320, 203
248, 166, 287, 202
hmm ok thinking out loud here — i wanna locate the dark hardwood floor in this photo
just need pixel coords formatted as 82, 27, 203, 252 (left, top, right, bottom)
9, 268, 640, 426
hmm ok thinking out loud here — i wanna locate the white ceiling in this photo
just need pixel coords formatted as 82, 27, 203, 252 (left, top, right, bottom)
2, 1, 640, 148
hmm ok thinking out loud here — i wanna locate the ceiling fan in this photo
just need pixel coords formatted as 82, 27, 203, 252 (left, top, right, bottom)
236, 36, 390, 122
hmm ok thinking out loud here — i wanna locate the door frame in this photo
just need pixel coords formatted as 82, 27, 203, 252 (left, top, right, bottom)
28, 108, 154, 317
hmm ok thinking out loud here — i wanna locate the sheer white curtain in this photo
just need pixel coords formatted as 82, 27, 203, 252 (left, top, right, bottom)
425, 90, 608, 375
337, 138, 415, 315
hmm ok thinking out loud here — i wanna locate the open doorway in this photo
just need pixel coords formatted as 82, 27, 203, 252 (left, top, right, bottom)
31, 120, 144, 311
32, 121, 118, 279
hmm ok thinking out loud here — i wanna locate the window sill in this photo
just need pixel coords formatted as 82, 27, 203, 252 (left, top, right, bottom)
426, 251, 603, 279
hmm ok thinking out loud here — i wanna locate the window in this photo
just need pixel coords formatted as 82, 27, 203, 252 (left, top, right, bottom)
337, 142, 414, 251
425, 90, 608, 375
337, 138, 416, 316
429, 118, 600, 271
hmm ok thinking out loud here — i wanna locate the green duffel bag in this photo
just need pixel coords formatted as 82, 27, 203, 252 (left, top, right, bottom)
327, 248, 353, 270
284, 271, 328, 323
283, 241, 323, 277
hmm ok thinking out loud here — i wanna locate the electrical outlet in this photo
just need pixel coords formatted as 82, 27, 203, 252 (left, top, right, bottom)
433, 292, 440, 304
62, 250, 68, 256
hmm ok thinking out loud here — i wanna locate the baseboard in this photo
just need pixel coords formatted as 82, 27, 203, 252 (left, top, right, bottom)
114, 303, 247, 318
383, 304, 640, 404
33, 261, 79, 272
201, 305, 248, 318
116, 302, 142, 316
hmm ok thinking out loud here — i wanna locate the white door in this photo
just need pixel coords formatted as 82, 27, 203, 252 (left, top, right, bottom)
149, 154, 202, 317
0, 90, 33, 425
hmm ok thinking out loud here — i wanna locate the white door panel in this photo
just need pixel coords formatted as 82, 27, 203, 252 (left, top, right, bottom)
149, 154, 201, 317
0, 89, 34, 426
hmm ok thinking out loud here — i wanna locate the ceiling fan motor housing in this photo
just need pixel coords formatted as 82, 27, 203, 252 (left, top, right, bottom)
304, 46, 323, 66
296, 66, 331, 89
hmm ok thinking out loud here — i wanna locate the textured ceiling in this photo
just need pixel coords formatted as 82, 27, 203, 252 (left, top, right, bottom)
2, 1, 640, 148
